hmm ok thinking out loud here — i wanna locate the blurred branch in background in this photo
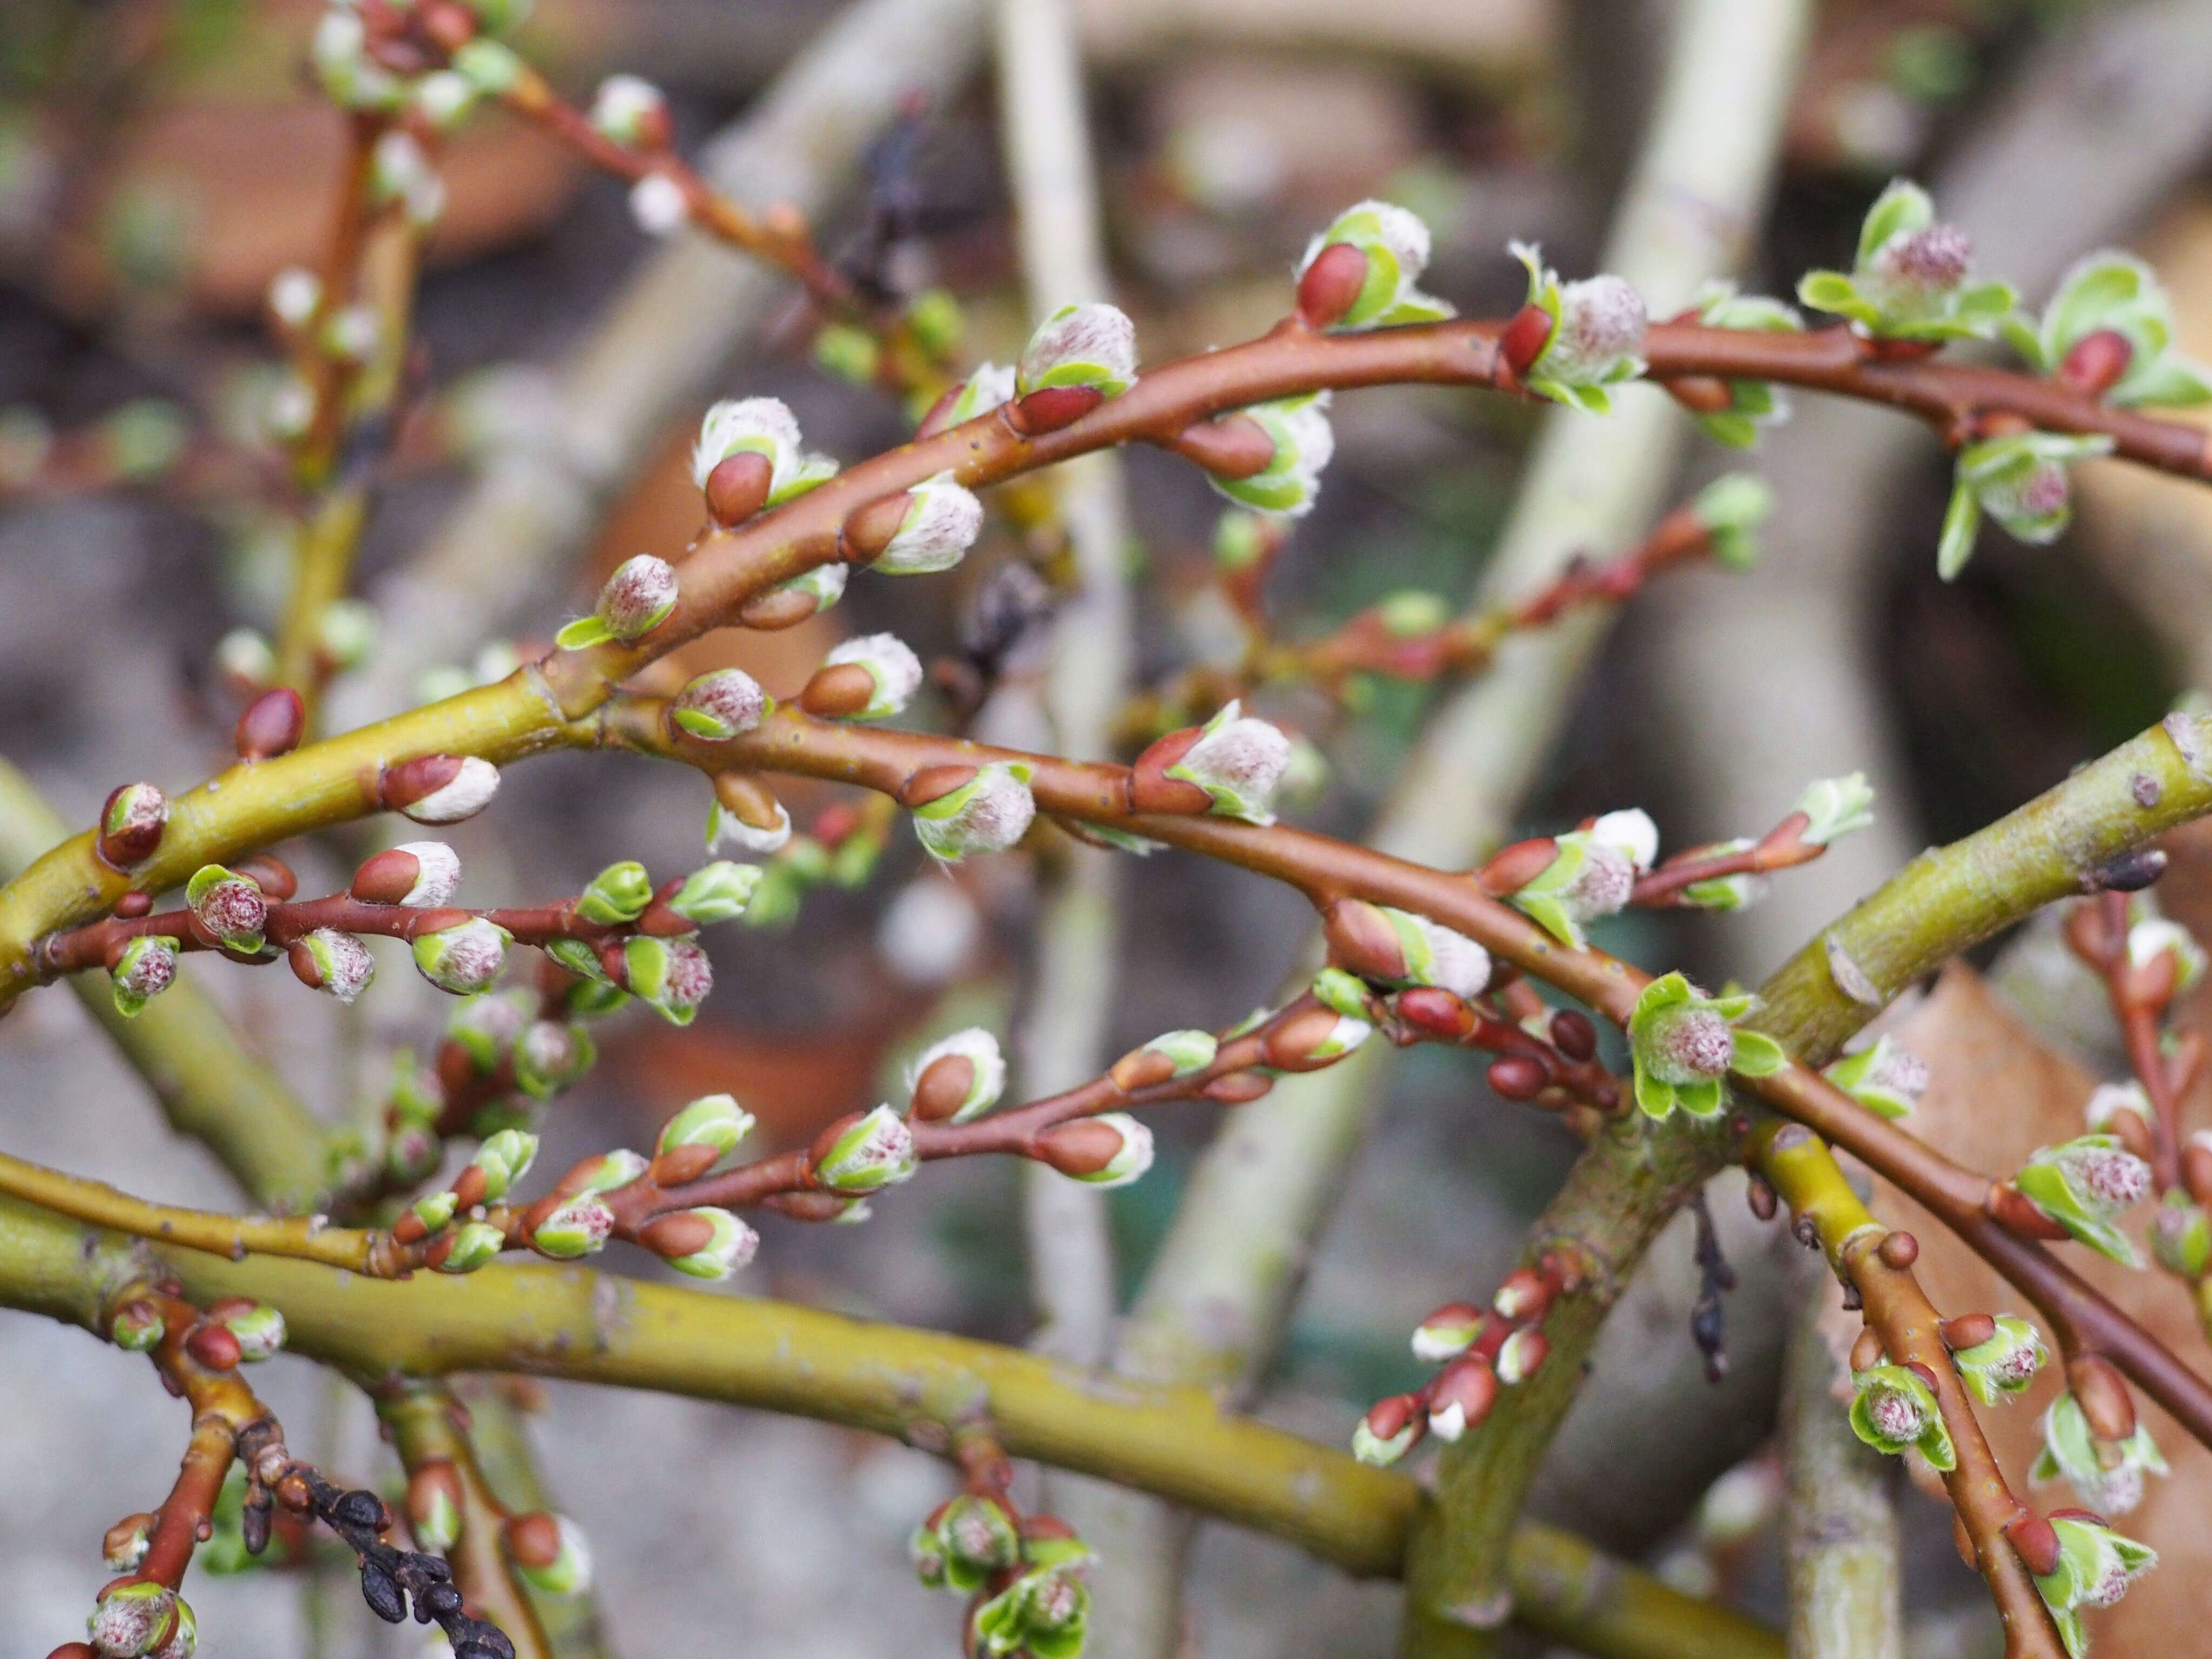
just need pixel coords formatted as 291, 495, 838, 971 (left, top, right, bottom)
1089, 2, 1808, 1653
332, 0, 988, 729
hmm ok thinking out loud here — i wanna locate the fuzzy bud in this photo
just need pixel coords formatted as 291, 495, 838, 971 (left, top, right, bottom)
109, 936, 179, 1017
2032, 1391, 2167, 1516
643, 1206, 758, 1279
529, 1193, 616, 1259
87, 1584, 186, 1659
351, 842, 462, 908
665, 861, 760, 926
1038, 1113, 1153, 1187
437, 1220, 506, 1274
1161, 700, 1291, 825
629, 173, 689, 236
186, 865, 266, 953
385, 755, 501, 825
2015, 1135, 2153, 1266
1822, 1036, 1928, 1121
813, 1104, 919, 1192
1848, 1364, 1955, 1468
557, 554, 678, 649
292, 929, 375, 1003
809, 633, 923, 719
1495, 1326, 1549, 1386
670, 669, 770, 742
216, 1301, 286, 1361
1016, 303, 1139, 403
412, 918, 511, 996
110, 1300, 166, 1352
1411, 1303, 1485, 1364
505, 1513, 593, 1597
98, 784, 167, 869
691, 398, 836, 510
1295, 201, 1452, 332
906, 762, 1036, 863
1206, 393, 1335, 518
861, 474, 984, 576
103, 1515, 155, 1573
620, 935, 713, 1025
1952, 1314, 2046, 1406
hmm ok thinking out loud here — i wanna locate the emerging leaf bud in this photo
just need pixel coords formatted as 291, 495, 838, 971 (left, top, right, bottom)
1039, 1113, 1153, 1187
666, 861, 760, 926
813, 1104, 920, 1192
103, 1515, 154, 1573
1411, 1303, 1485, 1363
670, 669, 770, 742
2013, 1135, 2152, 1266
1795, 772, 1877, 845
808, 633, 923, 719
1822, 1036, 1928, 1121
469, 1128, 539, 1202
2031, 1512, 2157, 1650
1495, 1326, 1549, 1386
385, 754, 501, 825
587, 74, 669, 147
1626, 973, 1784, 1120
186, 865, 267, 953
1262, 1006, 1372, 1070
1144, 1029, 1220, 1079
1427, 1356, 1498, 1442
1206, 394, 1336, 518
291, 929, 375, 1003
1507, 242, 1647, 411
529, 1193, 616, 1259
412, 918, 511, 995
654, 1093, 755, 1180
1952, 1314, 2046, 1405
87, 1583, 186, 1659
577, 859, 654, 925
857, 473, 985, 576
1311, 966, 1376, 1021
907, 1028, 1006, 1124
505, 1513, 593, 1597
915, 1495, 1021, 1592
437, 1220, 506, 1274
557, 554, 679, 649
2032, 1391, 2168, 1516
620, 935, 713, 1025
691, 398, 837, 510
1295, 201, 1452, 332
110, 936, 180, 1017
707, 776, 793, 857
1848, 1364, 1955, 1469
1161, 700, 1291, 825
1506, 809, 1656, 946
216, 1301, 286, 1361
406, 1462, 464, 1553
906, 761, 1036, 862
1351, 1393, 1424, 1466
110, 1300, 166, 1352
352, 842, 462, 907
642, 1206, 758, 1279
1016, 303, 1139, 403
98, 784, 167, 869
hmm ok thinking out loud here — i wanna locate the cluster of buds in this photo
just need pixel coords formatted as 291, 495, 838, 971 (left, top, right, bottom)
1293, 200, 1454, 332
1997, 1135, 2154, 1267
1798, 179, 2015, 342
1501, 243, 1648, 413
2005, 248, 2212, 408
1624, 973, 1787, 1121
1354, 1258, 1569, 1466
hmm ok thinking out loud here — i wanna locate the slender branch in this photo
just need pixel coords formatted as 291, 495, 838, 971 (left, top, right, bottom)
0, 1193, 1779, 1658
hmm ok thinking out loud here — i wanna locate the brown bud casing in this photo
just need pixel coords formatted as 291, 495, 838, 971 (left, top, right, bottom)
352, 848, 424, 905
900, 764, 979, 811
234, 855, 296, 900
1877, 1231, 1919, 1269
287, 938, 327, 991
1939, 1314, 1997, 1352
1007, 385, 1103, 436
1903, 1360, 1940, 1392
1663, 374, 1734, 414
2185, 1139, 2212, 1208
236, 688, 306, 762
1429, 1356, 1499, 1433
1109, 1047, 1180, 1092
1035, 1119, 1124, 1178
503, 1512, 564, 1571
736, 585, 823, 630
1395, 987, 1477, 1042
762, 1191, 855, 1222
2105, 1108, 2157, 1164
1497, 304, 1556, 379
1365, 1392, 1419, 1442
1204, 1069, 1273, 1104
1296, 241, 1369, 331
1168, 414, 1276, 480
638, 1211, 718, 1260
450, 1164, 490, 1211
2058, 329, 2133, 399
1262, 1005, 1348, 1072
1988, 1181, 2074, 1241
1548, 1009, 1598, 1061
1127, 724, 1216, 817
703, 450, 774, 527
187, 1321, 243, 1370
115, 892, 153, 918
97, 783, 168, 869
798, 662, 880, 719
712, 770, 785, 831
1324, 899, 1410, 983
1745, 1173, 1777, 1221
910, 1054, 978, 1122
2005, 1511, 2062, 1578
392, 1210, 430, 1246
1477, 836, 1561, 897
382, 755, 466, 813
1487, 1054, 1549, 1101
840, 493, 914, 564
649, 1144, 719, 1186
2067, 1353, 2137, 1442
1850, 1327, 1885, 1373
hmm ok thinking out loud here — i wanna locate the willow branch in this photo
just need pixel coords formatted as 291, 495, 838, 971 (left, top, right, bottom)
0, 1194, 1777, 1659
